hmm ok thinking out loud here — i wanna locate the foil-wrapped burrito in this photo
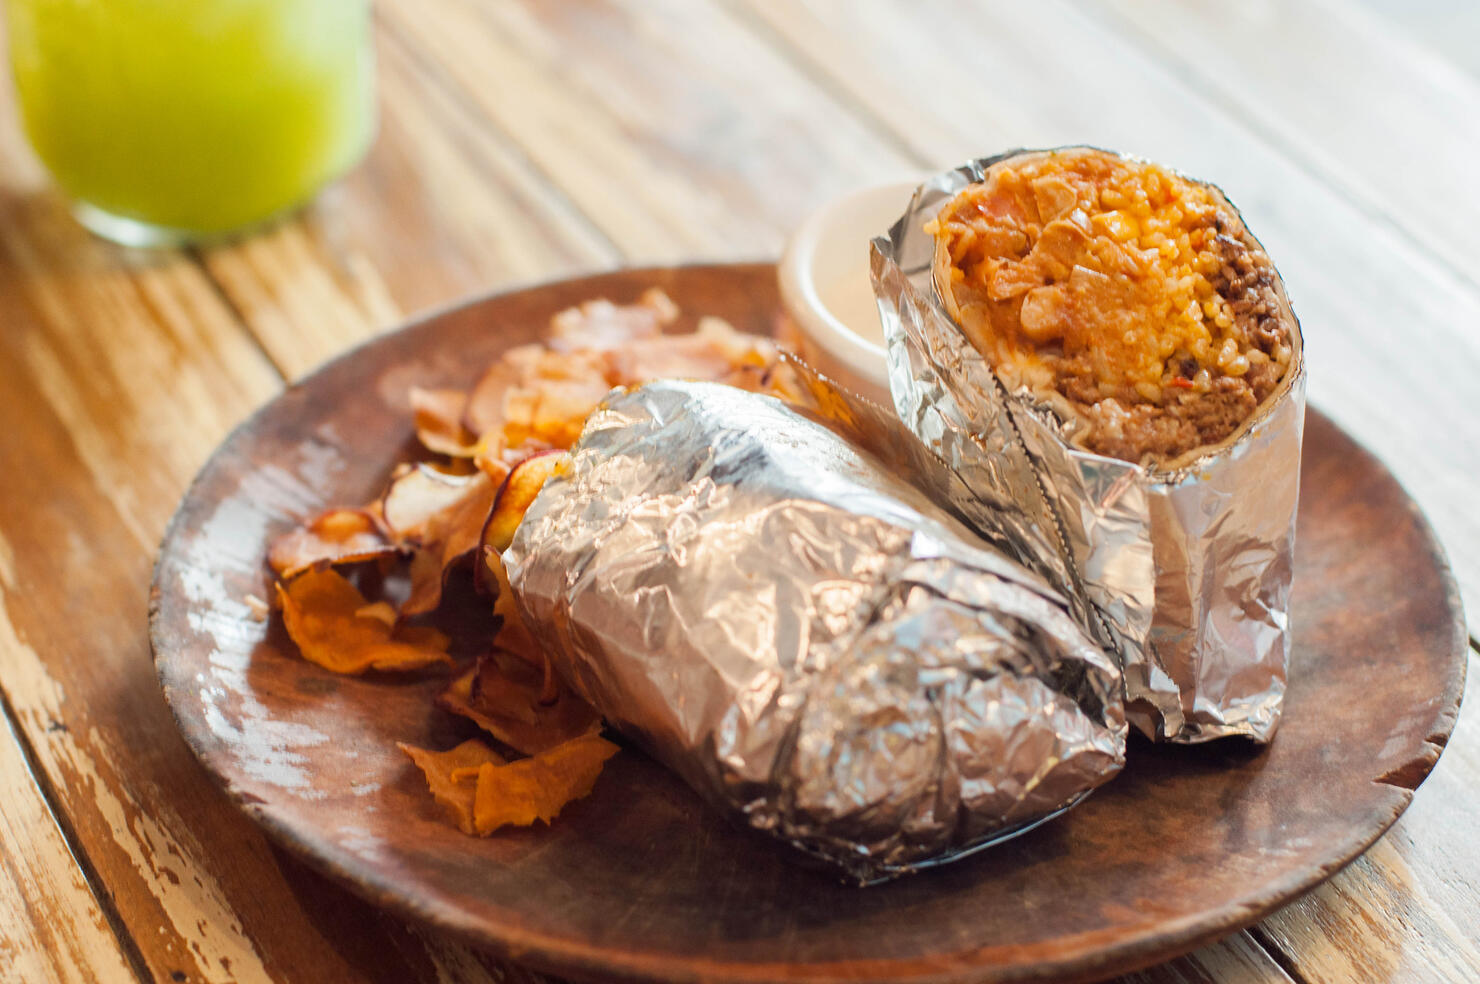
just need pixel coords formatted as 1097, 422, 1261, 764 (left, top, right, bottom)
873, 147, 1306, 743
505, 379, 1125, 882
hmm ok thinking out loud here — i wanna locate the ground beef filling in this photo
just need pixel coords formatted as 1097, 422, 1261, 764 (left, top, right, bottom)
929, 149, 1294, 465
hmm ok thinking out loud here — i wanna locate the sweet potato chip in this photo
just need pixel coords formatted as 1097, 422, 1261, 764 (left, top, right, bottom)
266, 288, 795, 840
398, 739, 507, 835
379, 464, 480, 544
547, 288, 676, 351
603, 316, 776, 386
480, 547, 548, 697
410, 386, 478, 457
268, 508, 396, 579
471, 732, 619, 834
462, 345, 540, 438
400, 472, 498, 616
465, 344, 612, 446
477, 452, 567, 695
277, 569, 452, 674
520, 373, 614, 449
482, 450, 567, 556
355, 601, 398, 627
472, 433, 514, 486
436, 653, 600, 756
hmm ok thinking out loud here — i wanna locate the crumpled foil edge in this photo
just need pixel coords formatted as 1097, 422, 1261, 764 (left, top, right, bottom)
872, 148, 1307, 743
506, 376, 1127, 882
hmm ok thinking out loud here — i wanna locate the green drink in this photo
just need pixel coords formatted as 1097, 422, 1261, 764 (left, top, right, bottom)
5, 0, 375, 244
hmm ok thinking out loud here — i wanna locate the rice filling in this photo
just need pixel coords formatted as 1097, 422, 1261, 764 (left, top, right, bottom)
928, 149, 1294, 465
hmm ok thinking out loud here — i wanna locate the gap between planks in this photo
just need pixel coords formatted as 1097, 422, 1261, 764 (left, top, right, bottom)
0, 686, 147, 984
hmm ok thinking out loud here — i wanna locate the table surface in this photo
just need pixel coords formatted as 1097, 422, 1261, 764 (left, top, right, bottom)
0, 2, 1475, 982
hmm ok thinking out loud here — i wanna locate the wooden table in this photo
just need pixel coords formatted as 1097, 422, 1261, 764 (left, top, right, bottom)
1, 2, 1475, 981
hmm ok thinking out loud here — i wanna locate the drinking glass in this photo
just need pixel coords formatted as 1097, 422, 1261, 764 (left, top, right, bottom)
5, 0, 376, 246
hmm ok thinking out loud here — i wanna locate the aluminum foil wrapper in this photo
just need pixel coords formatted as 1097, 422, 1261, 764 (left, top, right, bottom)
872, 148, 1306, 743
504, 378, 1125, 883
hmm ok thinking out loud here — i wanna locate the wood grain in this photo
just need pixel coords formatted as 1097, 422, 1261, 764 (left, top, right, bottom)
377, 0, 919, 260
1117, 933, 1294, 984
735, 0, 1480, 645
1255, 650, 1480, 984
0, 261, 463, 983
1355, 0, 1480, 83
0, 700, 137, 984
199, 19, 619, 382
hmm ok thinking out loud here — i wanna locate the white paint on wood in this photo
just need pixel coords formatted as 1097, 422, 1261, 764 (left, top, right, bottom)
0, 581, 272, 983
1355, 0, 1480, 83
0, 631, 136, 984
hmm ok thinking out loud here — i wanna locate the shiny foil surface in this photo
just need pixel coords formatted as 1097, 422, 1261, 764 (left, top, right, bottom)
873, 149, 1306, 743
505, 379, 1126, 882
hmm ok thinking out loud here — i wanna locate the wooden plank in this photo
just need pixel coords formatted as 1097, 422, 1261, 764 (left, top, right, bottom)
1120, 932, 1295, 984
0, 70, 515, 983
0, 274, 494, 983
1354, 0, 1480, 83
376, 0, 920, 261
1079, 0, 1480, 292
735, 0, 1480, 678
198, 19, 620, 381
0, 699, 139, 984
1255, 651, 1480, 983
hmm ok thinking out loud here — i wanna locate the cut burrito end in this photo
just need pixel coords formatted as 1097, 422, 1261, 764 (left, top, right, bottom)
928, 147, 1299, 468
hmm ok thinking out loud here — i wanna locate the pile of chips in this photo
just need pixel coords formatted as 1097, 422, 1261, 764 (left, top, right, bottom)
265, 290, 789, 835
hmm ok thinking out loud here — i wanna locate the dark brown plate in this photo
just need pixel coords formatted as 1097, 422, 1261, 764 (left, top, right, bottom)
151, 264, 1467, 984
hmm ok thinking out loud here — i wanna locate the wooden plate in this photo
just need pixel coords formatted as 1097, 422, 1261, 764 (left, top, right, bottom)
151, 264, 1467, 984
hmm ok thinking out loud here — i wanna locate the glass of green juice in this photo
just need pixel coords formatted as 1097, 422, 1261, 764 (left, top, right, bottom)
4, 0, 375, 246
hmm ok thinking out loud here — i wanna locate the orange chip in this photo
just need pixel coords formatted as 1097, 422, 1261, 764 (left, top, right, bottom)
436, 653, 600, 756
471, 732, 619, 834
474, 451, 566, 674
521, 374, 613, 449
354, 601, 398, 627
267, 508, 396, 579
400, 472, 498, 616
267, 290, 793, 840
602, 316, 775, 387
277, 569, 452, 674
484, 530, 560, 700
482, 450, 566, 556
479, 547, 550, 698
410, 386, 477, 457
547, 288, 676, 351
472, 433, 514, 487
464, 343, 612, 447
398, 739, 507, 835
463, 346, 535, 438
379, 464, 481, 544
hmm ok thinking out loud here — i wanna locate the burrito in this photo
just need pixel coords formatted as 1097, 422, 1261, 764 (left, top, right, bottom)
505, 379, 1126, 882
875, 147, 1306, 743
